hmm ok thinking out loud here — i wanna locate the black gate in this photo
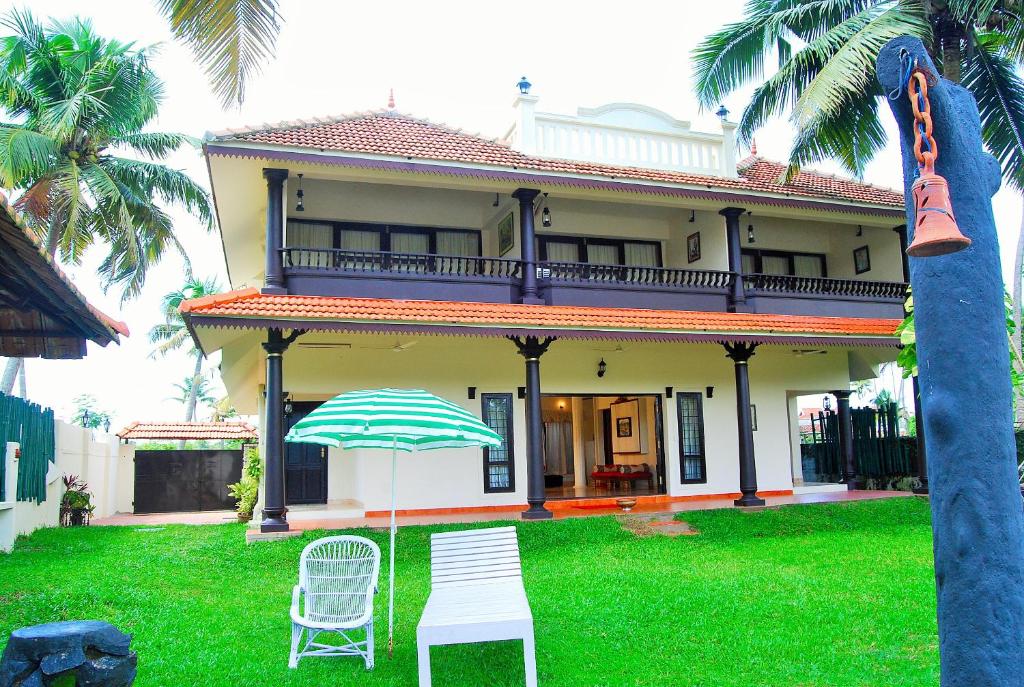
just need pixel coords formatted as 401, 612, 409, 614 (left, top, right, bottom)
134, 450, 242, 513
285, 402, 328, 505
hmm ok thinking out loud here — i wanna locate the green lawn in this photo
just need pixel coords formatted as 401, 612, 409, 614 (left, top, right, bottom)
0, 498, 938, 686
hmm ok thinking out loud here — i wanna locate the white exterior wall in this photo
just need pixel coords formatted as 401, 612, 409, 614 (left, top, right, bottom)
269, 333, 857, 512
1, 421, 132, 552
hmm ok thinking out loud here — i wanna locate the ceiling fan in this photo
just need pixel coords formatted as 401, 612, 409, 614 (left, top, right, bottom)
296, 342, 352, 350
360, 340, 419, 353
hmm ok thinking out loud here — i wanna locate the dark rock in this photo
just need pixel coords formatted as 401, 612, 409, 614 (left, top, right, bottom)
0, 621, 135, 687
76, 654, 137, 687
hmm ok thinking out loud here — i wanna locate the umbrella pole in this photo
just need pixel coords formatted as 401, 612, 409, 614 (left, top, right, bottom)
388, 437, 397, 658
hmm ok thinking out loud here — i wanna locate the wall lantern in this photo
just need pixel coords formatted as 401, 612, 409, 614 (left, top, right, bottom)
716, 104, 730, 120
295, 173, 305, 212
467, 386, 477, 400
283, 392, 294, 416
689, 209, 696, 223
541, 193, 552, 228
706, 386, 715, 399
823, 394, 832, 412
746, 211, 755, 243
517, 76, 532, 94
597, 358, 607, 378
492, 193, 500, 207
857, 224, 864, 237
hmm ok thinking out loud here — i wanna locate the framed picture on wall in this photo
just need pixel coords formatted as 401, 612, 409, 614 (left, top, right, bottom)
498, 212, 515, 256
610, 399, 642, 453
853, 245, 871, 274
616, 417, 632, 437
687, 232, 701, 263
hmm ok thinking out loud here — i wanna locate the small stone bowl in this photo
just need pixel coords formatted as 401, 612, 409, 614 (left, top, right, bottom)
616, 497, 638, 512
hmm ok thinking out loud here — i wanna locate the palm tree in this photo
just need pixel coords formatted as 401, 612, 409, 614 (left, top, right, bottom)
694, 0, 1024, 410
156, 0, 281, 108
694, 1, 1024, 185
149, 277, 221, 424
0, 11, 215, 395
171, 374, 217, 415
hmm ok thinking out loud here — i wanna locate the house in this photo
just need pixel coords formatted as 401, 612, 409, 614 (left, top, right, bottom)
182, 84, 908, 533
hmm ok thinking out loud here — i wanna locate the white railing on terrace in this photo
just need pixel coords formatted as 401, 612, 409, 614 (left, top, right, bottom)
508, 98, 737, 178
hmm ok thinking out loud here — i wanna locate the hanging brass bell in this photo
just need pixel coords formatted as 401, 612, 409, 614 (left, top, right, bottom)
906, 168, 971, 257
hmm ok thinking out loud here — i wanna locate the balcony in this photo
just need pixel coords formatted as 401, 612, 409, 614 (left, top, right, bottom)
280, 248, 907, 318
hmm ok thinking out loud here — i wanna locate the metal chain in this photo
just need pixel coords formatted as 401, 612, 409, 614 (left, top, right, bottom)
908, 69, 937, 172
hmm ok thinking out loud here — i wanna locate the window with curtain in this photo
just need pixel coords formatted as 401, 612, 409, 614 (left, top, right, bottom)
436, 231, 479, 256
742, 249, 826, 277
624, 242, 659, 266
544, 240, 580, 262
586, 243, 619, 265
677, 392, 706, 483
481, 394, 515, 493
286, 221, 333, 267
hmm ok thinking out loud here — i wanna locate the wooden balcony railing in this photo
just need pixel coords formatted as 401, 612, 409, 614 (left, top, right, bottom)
281, 248, 523, 279
742, 273, 907, 300
281, 249, 906, 301
539, 261, 735, 289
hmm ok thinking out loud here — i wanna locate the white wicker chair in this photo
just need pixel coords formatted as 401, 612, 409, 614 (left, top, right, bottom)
289, 535, 381, 670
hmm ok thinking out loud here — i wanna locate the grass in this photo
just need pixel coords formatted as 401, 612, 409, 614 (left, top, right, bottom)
0, 498, 938, 686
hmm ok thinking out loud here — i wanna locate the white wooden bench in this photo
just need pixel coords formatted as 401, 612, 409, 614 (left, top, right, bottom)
416, 526, 537, 687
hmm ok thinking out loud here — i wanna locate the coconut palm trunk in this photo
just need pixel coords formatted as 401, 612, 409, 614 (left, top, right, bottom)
0, 359, 19, 395
179, 351, 204, 448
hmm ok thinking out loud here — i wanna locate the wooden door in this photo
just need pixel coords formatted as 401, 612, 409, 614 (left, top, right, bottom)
285, 402, 328, 505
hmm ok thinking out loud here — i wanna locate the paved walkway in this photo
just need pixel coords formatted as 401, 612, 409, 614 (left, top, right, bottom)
92, 490, 914, 530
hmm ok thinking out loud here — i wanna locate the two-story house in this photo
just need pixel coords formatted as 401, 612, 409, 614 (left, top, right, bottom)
182, 86, 907, 533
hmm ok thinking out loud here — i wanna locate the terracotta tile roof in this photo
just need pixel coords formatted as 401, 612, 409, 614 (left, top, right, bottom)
180, 288, 901, 343
208, 111, 903, 209
0, 192, 128, 359
118, 421, 258, 440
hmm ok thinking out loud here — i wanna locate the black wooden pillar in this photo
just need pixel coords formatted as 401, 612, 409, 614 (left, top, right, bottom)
261, 328, 303, 532
833, 389, 859, 490
263, 168, 289, 294
720, 207, 746, 311
512, 188, 543, 304
724, 342, 764, 506
509, 335, 555, 519
894, 224, 928, 493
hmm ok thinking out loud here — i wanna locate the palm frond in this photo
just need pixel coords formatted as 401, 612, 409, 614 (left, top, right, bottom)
962, 29, 1024, 190
158, 0, 281, 108
790, 3, 930, 130
785, 95, 888, 180
0, 125, 58, 187
110, 131, 199, 158
100, 156, 213, 230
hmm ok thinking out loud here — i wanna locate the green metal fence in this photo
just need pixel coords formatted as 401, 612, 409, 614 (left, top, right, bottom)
0, 391, 55, 503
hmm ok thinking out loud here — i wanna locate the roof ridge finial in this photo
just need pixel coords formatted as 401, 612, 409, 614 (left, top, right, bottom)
387, 88, 395, 110
750, 138, 758, 156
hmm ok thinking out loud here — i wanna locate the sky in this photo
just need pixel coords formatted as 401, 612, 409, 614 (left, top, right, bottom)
2, 0, 1021, 427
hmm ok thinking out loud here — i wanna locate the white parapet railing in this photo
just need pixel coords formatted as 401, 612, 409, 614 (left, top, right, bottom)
508, 97, 737, 178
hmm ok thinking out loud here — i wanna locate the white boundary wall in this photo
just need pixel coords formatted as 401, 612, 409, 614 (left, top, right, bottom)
0, 421, 134, 552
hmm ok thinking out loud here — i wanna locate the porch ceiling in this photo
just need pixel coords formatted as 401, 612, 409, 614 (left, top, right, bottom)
181, 289, 901, 356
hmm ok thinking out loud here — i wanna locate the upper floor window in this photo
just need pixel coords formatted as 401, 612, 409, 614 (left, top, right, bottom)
286, 219, 481, 257
741, 249, 826, 278
537, 235, 662, 267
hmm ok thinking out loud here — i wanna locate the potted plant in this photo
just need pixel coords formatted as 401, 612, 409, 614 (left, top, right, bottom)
60, 475, 95, 527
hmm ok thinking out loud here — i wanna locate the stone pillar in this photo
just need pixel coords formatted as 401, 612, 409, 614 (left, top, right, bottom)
724, 342, 764, 507
263, 168, 288, 294
511, 93, 540, 154
894, 224, 929, 493
720, 207, 746, 311
512, 188, 543, 304
260, 328, 302, 532
509, 335, 555, 519
879, 38, 1024, 684
834, 390, 859, 490
720, 118, 739, 178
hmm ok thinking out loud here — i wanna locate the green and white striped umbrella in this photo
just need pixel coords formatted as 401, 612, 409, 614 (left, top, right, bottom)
285, 388, 502, 451
284, 388, 502, 658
